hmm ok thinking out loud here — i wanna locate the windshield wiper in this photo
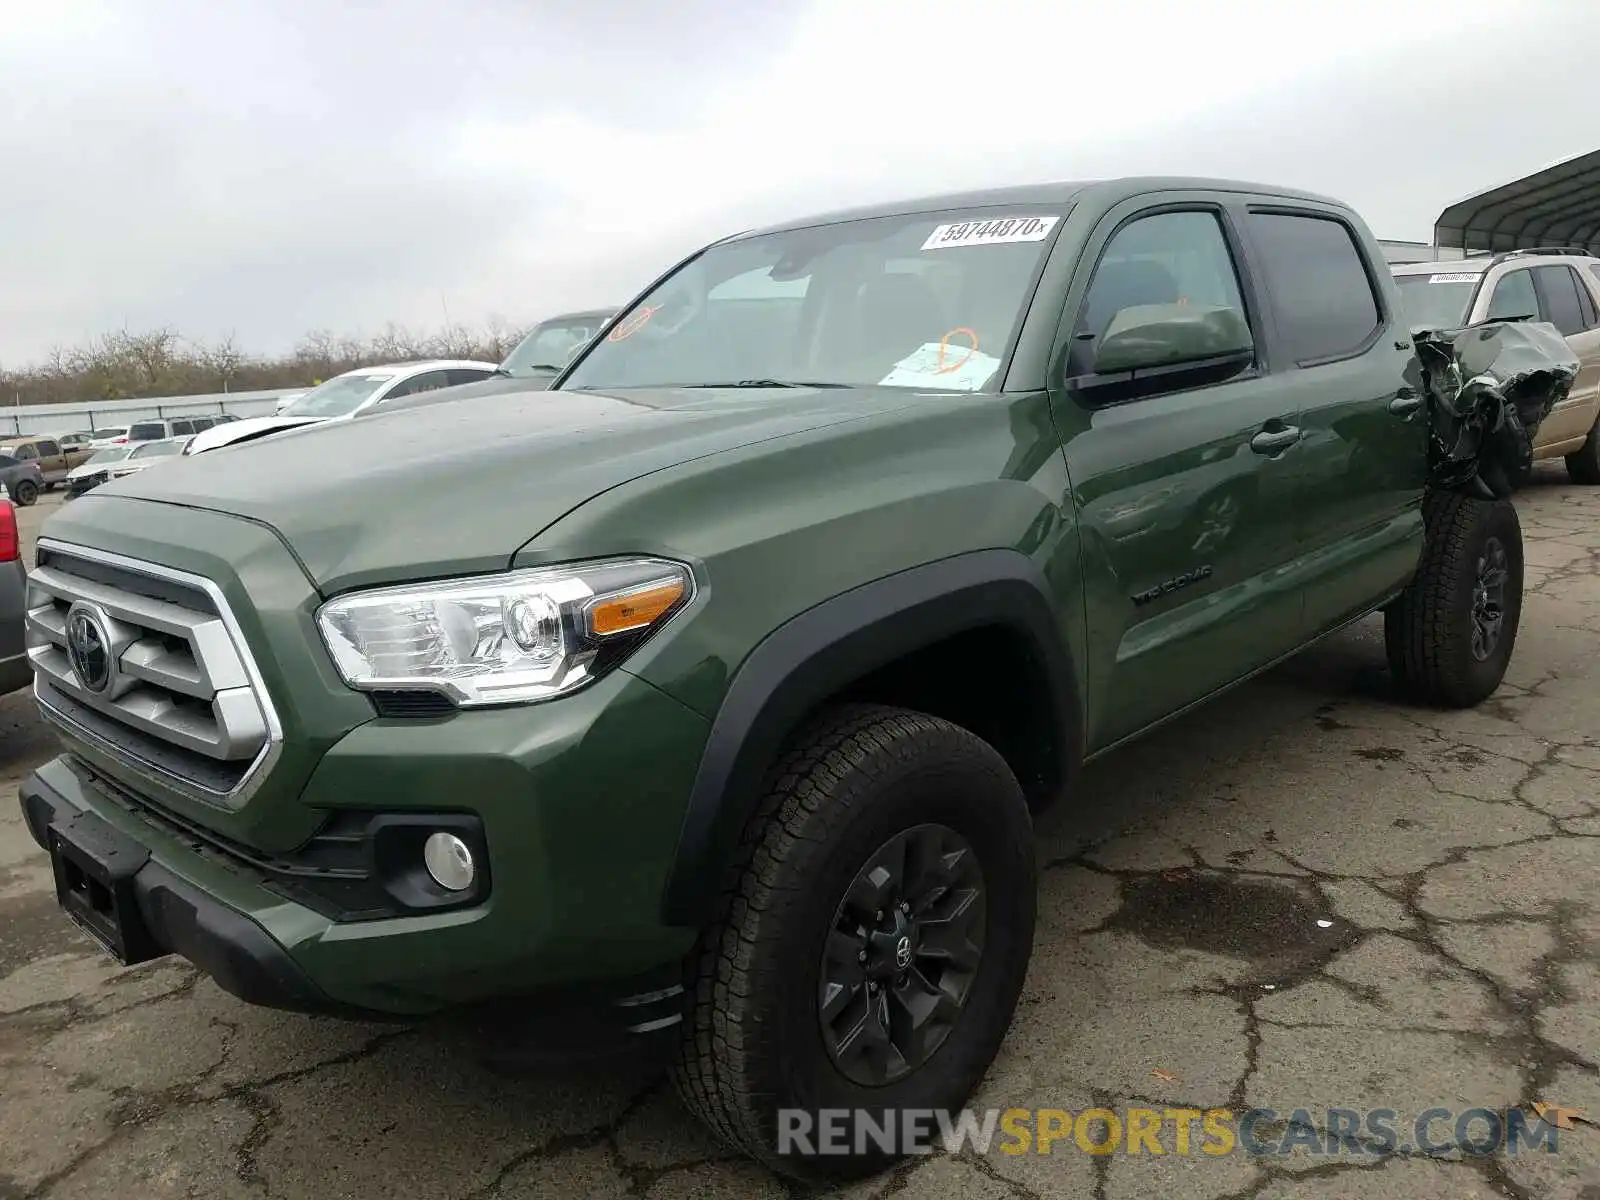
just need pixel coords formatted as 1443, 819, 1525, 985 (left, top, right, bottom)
682, 379, 850, 389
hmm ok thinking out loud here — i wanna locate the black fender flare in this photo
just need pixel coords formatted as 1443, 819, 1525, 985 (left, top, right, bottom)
660, 547, 1082, 928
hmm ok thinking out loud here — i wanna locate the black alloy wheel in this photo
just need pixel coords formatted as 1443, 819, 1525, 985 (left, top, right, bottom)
818, 822, 986, 1087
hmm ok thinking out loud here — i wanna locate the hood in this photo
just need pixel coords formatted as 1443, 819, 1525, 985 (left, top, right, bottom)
95, 385, 919, 593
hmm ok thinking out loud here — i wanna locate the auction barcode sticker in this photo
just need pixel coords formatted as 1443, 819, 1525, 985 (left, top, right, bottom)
922, 216, 1058, 250
1428, 272, 1481, 283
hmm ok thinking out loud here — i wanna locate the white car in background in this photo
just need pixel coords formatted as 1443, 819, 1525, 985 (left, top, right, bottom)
67, 437, 190, 495
64, 445, 137, 497
189, 360, 497, 455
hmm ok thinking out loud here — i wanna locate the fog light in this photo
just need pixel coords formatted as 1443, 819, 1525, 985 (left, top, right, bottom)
423, 832, 475, 892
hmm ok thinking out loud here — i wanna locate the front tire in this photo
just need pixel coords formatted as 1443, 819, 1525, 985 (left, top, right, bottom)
1565, 416, 1600, 484
672, 704, 1036, 1183
1385, 491, 1522, 708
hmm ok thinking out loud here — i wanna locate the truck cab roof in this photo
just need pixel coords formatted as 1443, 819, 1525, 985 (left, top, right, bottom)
738, 176, 1355, 239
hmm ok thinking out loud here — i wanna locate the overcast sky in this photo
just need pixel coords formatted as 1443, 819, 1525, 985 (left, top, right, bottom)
1, 0, 1597, 365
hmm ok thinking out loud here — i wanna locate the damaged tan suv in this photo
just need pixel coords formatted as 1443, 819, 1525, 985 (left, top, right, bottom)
1393, 247, 1600, 483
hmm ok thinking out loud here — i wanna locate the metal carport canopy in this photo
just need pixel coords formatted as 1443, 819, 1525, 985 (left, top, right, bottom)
1434, 148, 1600, 256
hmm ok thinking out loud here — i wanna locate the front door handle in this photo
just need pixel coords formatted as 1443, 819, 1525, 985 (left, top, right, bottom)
1389, 390, 1423, 418
1250, 425, 1301, 455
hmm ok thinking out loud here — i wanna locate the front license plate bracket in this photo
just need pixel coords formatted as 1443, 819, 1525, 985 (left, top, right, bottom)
47, 810, 162, 966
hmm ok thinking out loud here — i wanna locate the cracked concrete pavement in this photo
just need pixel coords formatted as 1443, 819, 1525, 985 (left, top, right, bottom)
3, 472, 1599, 1199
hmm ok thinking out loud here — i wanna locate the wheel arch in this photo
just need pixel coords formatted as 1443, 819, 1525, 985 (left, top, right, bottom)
660, 548, 1083, 928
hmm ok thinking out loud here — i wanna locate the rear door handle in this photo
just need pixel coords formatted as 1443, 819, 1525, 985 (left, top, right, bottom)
1250, 425, 1301, 455
1389, 390, 1422, 418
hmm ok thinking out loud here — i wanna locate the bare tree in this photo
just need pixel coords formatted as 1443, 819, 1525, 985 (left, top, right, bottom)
3, 316, 540, 408
195, 332, 249, 393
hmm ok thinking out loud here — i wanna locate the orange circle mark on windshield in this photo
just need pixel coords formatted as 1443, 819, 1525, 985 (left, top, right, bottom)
934, 327, 980, 374
607, 305, 661, 342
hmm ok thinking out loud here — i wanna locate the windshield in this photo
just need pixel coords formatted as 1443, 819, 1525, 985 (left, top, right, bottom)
1395, 272, 1481, 333
130, 439, 183, 459
501, 317, 612, 376
280, 372, 395, 418
85, 447, 133, 465
560, 208, 1065, 393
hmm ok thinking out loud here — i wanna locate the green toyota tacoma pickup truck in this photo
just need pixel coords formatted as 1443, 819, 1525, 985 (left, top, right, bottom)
20, 177, 1543, 1180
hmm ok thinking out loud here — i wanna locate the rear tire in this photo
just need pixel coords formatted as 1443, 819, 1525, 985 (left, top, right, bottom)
1564, 416, 1600, 484
671, 703, 1036, 1183
1385, 491, 1522, 708
13, 479, 38, 506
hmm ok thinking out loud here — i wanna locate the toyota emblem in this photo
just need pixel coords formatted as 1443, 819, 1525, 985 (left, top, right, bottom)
894, 935, 912, 971
65, 606, 113, 694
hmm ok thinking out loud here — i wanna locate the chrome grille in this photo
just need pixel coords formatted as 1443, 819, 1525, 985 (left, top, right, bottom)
26, 541, 282, 807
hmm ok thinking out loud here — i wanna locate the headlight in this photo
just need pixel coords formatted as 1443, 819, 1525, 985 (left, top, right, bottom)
315, 557, 694, 707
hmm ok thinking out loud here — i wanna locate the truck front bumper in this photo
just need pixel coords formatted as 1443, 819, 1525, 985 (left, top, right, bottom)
21, 770, 349, 1014
17, 667, 711, 1035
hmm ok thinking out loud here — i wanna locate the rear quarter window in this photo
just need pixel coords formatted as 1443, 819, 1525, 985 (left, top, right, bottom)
1246, 212, 1382, 364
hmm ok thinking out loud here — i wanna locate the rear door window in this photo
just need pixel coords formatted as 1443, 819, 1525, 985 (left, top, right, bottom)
1486, 269, 1538, 321
1244, 211, 1382, 364
384, 370, 454, 399
1532, 265, 1591, 336
14, 444, 36, 460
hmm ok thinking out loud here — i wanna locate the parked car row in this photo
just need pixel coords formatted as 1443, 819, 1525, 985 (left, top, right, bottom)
63, 437, 192, 498
7, 311, 621, 480
0, 413, 244, 504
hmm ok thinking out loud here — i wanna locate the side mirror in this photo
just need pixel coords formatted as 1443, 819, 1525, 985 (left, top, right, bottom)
1091, 303, 1255, 375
